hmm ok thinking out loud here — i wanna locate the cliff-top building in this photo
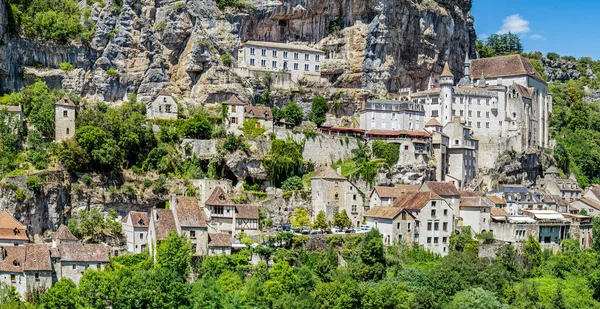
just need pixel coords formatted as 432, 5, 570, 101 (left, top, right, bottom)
236, 41, 324, 85
55, 96, 76, 142
411, 54, 552, 170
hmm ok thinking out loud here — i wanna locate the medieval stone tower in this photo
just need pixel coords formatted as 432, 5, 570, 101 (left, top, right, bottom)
54, 96, 76, 142
439, 62, 454, 124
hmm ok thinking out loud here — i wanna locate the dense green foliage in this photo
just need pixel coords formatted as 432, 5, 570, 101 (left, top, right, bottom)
273, 102, 304, 126
242, 118, 266, 138
263, 139, 305, 187
68, 208, 121, 242
308, 97, 329, 127
476, 33, 523, 57
281, 176, 303, 191
371, 141, 400, 166
6, 0, 95, 42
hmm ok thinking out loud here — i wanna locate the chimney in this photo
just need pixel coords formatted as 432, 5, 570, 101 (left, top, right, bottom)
337, 166, 342, 175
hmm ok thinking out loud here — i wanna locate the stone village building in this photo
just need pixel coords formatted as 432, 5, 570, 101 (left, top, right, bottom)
0, 244, 53, 298
411, 55, 552, 171
122, 211, 149, 254
0, 210, 29, 246
311, 166, 365, 228
54, 95, 76, 142
203, 187, 260, 236
537, 167, 582, 202
369, 184, 420, 208
359, 99, 425, 131
364, 191, 454, 256
236, 41, 325, 86
146, 89, 178, 120
52, 243, 109, 285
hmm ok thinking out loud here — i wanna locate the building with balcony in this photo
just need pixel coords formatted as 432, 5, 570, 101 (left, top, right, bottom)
359, 99, 425, 131
236, 41, 325, 86
411, 54, 552, 169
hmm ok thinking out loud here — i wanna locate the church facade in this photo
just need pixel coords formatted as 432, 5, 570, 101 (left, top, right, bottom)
411, 54, 552, 170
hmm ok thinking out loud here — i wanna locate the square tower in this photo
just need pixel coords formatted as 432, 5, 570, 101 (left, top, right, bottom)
54, 96, 76, 142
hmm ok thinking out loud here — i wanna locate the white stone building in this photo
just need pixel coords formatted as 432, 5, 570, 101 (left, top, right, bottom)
147, 208, 176, 262
311, 167, 364, 228
223, 95, 247, 133
208, 233, 232, 256
0, 244, 52, 298
122, 211, 149, 254
368, 184, 419, 208
203, 187, 260, 236
52, 225, 78, 248
411, 55, 552, 169
419, 182, 461, 216
359, 99, 425, 131
538, 167, 582, 202
440, 117, 479, 188
364, 206, 416, 245
54, 96, 76, 142
458, 196, 493, 234
236, 41, 324, 84
54, 243, 109, 285
147, 89, 178, 120
244, 106, 274, 133
171, 196, 209, 256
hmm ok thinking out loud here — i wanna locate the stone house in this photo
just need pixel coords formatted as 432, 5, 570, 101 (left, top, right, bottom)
204, 187, 260, 236
147, 209, 177, 262
244, 106, 273, 133
208, 233, 232, 256
538, 167, 581, 202
122, 211, 149, 254
458, 196, 494, 234
582, 184, 600, 204
489, 210, 537, 243
147, 89, 178, 120
425, 119, 449, 182
54, 96, 76, 142
171, 196, 209, 256
487, 185, 544, 215
396, 191, 454, 256
368, 184, 419, 208
311, 166, 364, 228
0, 210, 29, 246
52, 225, 78, 248
570, 197, 600, 216
364, 206, 416, 246
524, 210, 571, 244
0, 244, 52, 298
563, 213, 593, 249
441, 117, 478, 187
236, 40, 324, 84
223, 95, 247, 132
359, 99, 425, 131
55, 243, 109, 285
365, 130, 432, 166
419, 182, 461, 216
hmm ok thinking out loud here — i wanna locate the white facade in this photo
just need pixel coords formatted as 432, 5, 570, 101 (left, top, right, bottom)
122, 212, 149, 254
459, 197, 493, 234
360, 100, 425, 131
412, 198, 454, 256
147, 92, 178, 120
237, 41, 324, 83
311, 167, 364, 228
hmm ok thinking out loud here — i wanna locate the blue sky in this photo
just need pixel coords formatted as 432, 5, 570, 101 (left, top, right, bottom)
472, 0, 600, 59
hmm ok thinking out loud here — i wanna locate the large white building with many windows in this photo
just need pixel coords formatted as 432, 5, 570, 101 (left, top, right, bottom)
236, 41, 324, 84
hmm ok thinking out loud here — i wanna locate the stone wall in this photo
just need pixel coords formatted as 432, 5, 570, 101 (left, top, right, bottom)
182, 139, 218, 159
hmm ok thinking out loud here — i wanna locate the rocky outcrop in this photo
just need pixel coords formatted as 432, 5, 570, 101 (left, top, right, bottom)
0, 0, 476, 104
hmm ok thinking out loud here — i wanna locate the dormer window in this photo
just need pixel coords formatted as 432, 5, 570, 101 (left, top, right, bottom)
219, 194, 225, 201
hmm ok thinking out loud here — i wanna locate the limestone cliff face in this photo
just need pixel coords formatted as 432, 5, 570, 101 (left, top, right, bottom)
0, 0, 476, 102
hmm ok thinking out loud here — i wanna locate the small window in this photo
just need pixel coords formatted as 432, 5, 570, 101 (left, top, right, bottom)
294, 63, 299, 70
397, 222, 400, 229
434, 222, 439, 231
434, 237, 439, 244
408, 222, 411, 230
305, 54, 310, 61
427, 222, 432, 231
486, 122, 489, 128
272, 50, 277, 57
443, 209, 447, 215
272, 61, 277, 68
250, 47, 255, 55
294, 52, 299, 60
140, 233, 144, 240
316, 55, 320, 61
353, 194, 357, 201
231, 105, 237, 112
443, 237, 447, 243
351, 205, 357, 213
432, 201, 437, 207
283, 51, 288, 58
261, 59, 266, 67
402, 212, 406, 220
63, 110, 68, 117
250, 58, 255, 66
97, 263, 101, 269
66, 128, 70, 134
261, 49, 266, 56
190, 231, 196, 239
315, 65, 320, 72
335, 193, 339, 200
431, 209, 436, 216
427, 237, 432, 244
404, 145, 409, 150
72, 264, 76, 270
10, 274, 16, 283
304, 64, 309, 71
165, 105, 171, 113
443, 222, 448, 231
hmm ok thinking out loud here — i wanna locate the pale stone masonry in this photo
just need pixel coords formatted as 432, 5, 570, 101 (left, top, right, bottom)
54, 243, 109, 285
360, 99, 425, 131
412, 55, 552, 170
122, 211, 149, 254
538, 167, 582, 202
440, 117, 479, 188
311, 166, 365, 228
147, 89, 178, 120
54, 96, 76, 142
0, 244, 53, 298
236, 41, 324, 84
203, 187, 260, 236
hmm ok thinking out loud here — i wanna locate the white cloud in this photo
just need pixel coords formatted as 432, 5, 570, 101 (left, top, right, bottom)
529, 34, 544, 40
496, 14, 530, 35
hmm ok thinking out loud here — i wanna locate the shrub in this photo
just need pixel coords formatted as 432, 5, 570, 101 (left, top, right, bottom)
154, 20, 167, 31
220, 54, 232, 66
152, 176, 167, 194
281, 176, 303, 191
143, 178, 153, 189
120, 183, 137, 196
26, 176, 42, 193
106, 68, 119, 76
60, 62, 74, 71
15, 188, 26, 202
308, 96, 329, 127
82, 174, 92, 186
372, 140, 399, 166
241, 118, 266, 138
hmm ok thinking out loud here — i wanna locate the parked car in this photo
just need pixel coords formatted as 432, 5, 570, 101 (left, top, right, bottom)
331, 228, 345, 235
301, 226, 311, 234
309, 230, 325, 235
359, 225, 371, 233
281, 225, 291, 231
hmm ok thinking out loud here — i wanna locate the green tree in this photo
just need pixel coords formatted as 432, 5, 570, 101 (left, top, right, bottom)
75, 126, 122, 170
333, 210, 352, 229
593, 217, 600, 253
156, 231, 193, 279
290, 208, 311, 229
57, 139, 90, 172
446, 287, 508, 309
281, 176, 303, 191
182, 113, 214, 139
281, 102, 304, 126
79, 269, 115, 309
40, 278, 81, 309
263, 139, 304, 187
371, 141, 399, 166
0, 282, 21, 306
313, 210, 328, 230
308, 96, 329, 127
523, 235, 542, 271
